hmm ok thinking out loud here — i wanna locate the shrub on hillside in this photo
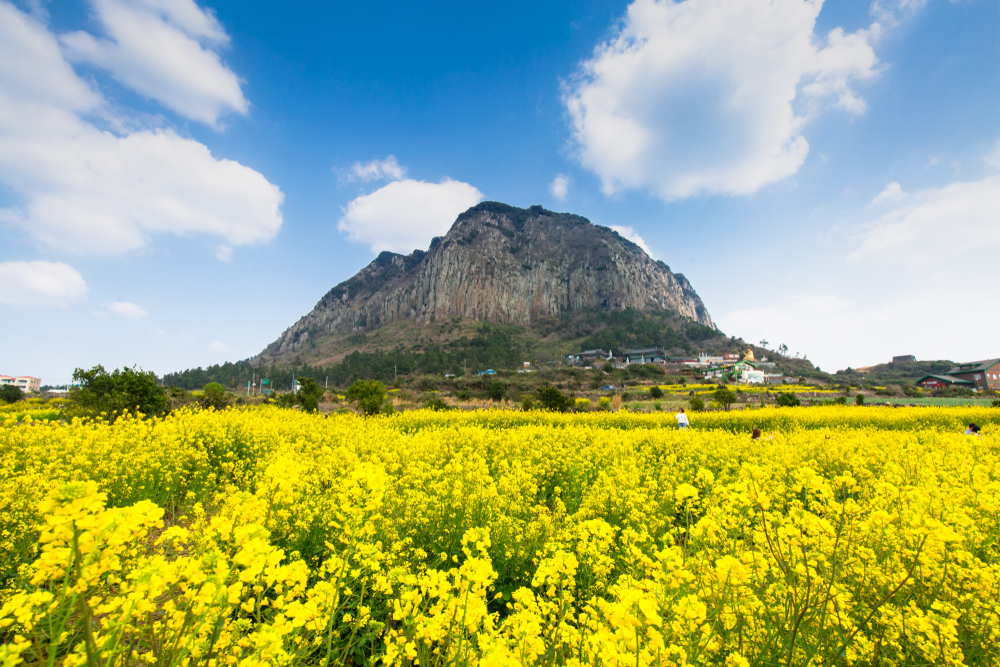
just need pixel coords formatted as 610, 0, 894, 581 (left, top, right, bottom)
689, 397, 705, 412
776, 392, 801, 407
425, 397, 452, 411
70, 365, 168, 420
488, 381, 506, 402
713, 386, 737, 411
345, 380, 391, 416
535, 386, 573, 412
198, 382, 230, 411
295, 377, 326, 413
0, 386, 23, 404
649, 386, 664, 399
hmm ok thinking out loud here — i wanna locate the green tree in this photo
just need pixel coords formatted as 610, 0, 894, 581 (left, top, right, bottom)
534, 386, 573, 412
856, 394, 866, 406
713, 385, 737, 411
70, 365, 168, 420
775, 392, 801, 407
649, 386, 664, 399
488, 381, 506, 402
689, 396, 705, 412
199, 382, 230, 410
0, 385, 23, 404
295, 377, 325, 413
345, 380, 389, 416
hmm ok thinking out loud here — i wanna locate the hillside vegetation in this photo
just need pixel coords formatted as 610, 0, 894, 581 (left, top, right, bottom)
165, 309, 736, 390
834, 359, 955, 385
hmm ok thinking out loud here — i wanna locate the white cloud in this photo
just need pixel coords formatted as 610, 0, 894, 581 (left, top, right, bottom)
0, 2, 283, 257
550, 174, 570, 201
609, 225, 654, 258
852, 176, 1000, 266
209, 340, 227, 351
346, 155, 407, 183
180, 332, 197, 342
61, 0, 247, 126
339, 178, 484, 254
151, 327, 166, 336
107, 301, 148, 319
0, 260, 87, 306
986, 140, 1000, 169
216, 245, 233, 262
871, 181, 904, 204
563, 0, 880, 201
871, 0, 930, 26
92, 310, 109, 320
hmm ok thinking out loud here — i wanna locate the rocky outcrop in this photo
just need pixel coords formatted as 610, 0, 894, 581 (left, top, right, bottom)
263, 203, 714, 357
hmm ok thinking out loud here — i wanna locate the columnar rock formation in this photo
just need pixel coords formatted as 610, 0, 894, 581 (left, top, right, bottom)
263, 202, 714, 358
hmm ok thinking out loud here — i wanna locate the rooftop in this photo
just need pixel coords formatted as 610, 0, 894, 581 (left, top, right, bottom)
947, 358, 1000, 374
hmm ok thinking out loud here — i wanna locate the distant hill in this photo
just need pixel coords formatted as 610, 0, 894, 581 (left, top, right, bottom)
833, 359, 955, 386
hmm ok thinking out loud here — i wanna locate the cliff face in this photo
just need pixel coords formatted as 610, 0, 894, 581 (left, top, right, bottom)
263, 203, 714, 358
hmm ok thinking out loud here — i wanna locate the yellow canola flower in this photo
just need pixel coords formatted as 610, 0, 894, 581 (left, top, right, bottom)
0, 404, 998, 666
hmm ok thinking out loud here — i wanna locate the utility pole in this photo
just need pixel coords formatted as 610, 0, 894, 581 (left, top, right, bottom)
394, 365, 397, 382
325, 376, 328, 389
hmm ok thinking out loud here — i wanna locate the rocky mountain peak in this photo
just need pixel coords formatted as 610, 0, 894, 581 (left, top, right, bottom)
262, 202, 714, 359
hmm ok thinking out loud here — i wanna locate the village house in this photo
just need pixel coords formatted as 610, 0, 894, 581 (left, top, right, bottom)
623, 348, 666, 364
916, 375, 974, 390
942, 359, 1000, 391
916, 358, 1000, 391
566, 349, 611, 364
0, 375, 41, 393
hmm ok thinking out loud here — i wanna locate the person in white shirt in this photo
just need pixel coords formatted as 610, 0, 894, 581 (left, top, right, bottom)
676, 408, 689, 429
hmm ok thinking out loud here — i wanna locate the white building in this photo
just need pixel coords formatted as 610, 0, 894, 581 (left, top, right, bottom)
0, 375, 41, 393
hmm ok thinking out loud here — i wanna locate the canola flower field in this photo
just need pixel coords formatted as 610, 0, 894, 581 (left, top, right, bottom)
1, 405, 1000, 666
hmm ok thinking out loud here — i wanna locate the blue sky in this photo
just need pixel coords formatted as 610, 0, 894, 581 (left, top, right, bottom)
2, 0, 999, 383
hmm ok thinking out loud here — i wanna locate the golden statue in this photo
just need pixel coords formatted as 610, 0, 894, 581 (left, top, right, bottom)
743, 346, 755, 362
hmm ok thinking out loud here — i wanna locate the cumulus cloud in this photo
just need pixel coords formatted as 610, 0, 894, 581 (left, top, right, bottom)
609, 225, 654, 258
852, 176, 1000, 266
338, 178, 484, 254
61, 0, 247, 126
345, 155, 407, 183
563, 0, 880, 201
550, 174, 570, 201
872, 181, 905, 204
209, 340, 227, 351
106, 301, 149, 319
0, 2, 283, 257
0, 260, 88, 306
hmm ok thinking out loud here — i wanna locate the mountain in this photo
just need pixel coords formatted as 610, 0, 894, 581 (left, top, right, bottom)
258, 202, 715, 365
